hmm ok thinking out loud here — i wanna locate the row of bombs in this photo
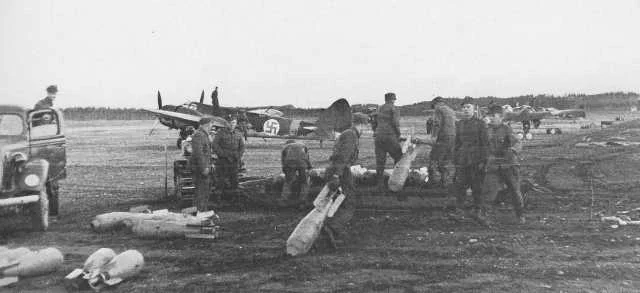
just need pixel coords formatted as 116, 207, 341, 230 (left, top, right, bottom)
265, 165, 430, 193
0, 246, 143, 290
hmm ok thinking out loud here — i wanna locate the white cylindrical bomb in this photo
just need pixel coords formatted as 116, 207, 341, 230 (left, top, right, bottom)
2, 248, 63, 277
96, 250, 144, 286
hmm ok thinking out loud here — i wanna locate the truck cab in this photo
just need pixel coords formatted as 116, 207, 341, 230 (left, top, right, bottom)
0, 105, 66, 231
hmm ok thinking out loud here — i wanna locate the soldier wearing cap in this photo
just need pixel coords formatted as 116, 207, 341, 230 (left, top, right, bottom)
191, 117, 214, 211
372, 92, 402, 193
451, 97, 490, 225
279, 139, 312, 206
212, 114, 245, 202
428, 96, 456, 187
323, 125, 360, 248
484, 104, 525, 224
35, 85, 58, 109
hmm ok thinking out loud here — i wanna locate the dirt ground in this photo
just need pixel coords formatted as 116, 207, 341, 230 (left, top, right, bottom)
3, 112, 640, 292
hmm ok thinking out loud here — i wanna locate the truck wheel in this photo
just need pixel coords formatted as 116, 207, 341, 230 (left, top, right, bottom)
31, 190, 49, 231
47, 181, 59, 216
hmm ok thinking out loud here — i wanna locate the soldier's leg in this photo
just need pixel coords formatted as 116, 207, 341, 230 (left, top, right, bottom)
453, 166, 471, 209
281, 166, 296, 201
325, 166, 355, 244
229, 162, 240, 201
193, 173, 209, 212
502, 166, 525, 221
374, 137, 388, 190
388, 136, 403, 164
470, 164, 491, 226
298, 168, 311, 203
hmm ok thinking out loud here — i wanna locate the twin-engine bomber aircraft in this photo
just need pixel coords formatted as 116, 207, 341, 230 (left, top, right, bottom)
145, 89, 353, 147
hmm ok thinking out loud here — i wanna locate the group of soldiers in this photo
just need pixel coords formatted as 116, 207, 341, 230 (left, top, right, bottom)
189, 115, 246, 211
277, 92, 526, 246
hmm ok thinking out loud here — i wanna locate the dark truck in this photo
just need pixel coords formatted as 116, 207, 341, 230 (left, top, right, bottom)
0, 105, 66, 231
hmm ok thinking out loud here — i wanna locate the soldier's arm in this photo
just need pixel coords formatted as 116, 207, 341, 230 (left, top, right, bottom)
212, 134, 226, 157
454, 121, 461, 153
392, 107, 401, 137
478, 120, 490, 161
237, 134, 245, 158
506, 126, 522, 153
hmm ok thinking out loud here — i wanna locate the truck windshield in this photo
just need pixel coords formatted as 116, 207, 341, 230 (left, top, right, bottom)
0, 114, 24, 136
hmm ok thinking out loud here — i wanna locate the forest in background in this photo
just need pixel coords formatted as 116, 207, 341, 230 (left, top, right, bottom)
61, 92, 639, 120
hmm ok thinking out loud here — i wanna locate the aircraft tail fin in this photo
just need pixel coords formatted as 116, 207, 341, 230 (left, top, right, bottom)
157, 91, 162, 109
199, 90, 205, 104
315, 98, 352, 138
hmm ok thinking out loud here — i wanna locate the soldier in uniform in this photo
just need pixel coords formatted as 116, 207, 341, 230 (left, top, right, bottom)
35, 85, 58, 109
212, 115, 245, 203
485, 104, 526, 224
451, 97, 490, 225
190, 117, 214, 212
373, 92, 402, 193
324, 126, 360, 248
280, 140, 312, 206
428, 96, 456, 187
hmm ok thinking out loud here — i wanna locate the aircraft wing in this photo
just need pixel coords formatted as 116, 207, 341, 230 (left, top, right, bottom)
145, 108, 201, 125
504, 110, 551, 122
247, 108, 284, 117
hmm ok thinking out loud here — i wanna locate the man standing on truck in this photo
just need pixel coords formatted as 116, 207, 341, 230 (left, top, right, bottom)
191, 117, 214, 212
35, 85, 58, 109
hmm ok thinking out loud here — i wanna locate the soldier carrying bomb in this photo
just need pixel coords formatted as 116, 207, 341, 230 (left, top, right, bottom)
427, 96, 456, 188
323, 125, 360, 248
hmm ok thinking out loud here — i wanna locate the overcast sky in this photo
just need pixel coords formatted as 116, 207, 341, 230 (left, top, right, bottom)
1, 0, 639, 108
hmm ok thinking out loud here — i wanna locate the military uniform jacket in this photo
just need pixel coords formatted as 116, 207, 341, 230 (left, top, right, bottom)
212, 128, 245, 161
487, 123, 522, 167
374, 103, 400, 137
330, 127, 359, 165
282, 142, 312, 169
34, 97, 53, 110
190, 127, 212, 173
455, 117, 489, 166
433, 104, 456, 139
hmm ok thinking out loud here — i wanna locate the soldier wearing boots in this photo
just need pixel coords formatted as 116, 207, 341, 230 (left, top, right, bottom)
428, 96, 456, 187
485, 104, 526, 224
212, 115, 245, 203
190, 117, 214, 212
451, 97, 490, 225
323, 126, 360, 248
280, 140, 312, 207
373, 92, 402, 193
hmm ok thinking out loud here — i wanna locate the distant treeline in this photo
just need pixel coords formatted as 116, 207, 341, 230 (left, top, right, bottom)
354, 92, 640, 116
62, 107, 156, 121
62, 92, 639, 120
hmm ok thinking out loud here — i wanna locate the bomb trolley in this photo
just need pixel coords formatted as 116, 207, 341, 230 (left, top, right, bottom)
172, 135, 248, 207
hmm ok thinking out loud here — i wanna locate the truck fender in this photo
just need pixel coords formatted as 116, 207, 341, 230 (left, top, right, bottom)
19, 159, 50, 192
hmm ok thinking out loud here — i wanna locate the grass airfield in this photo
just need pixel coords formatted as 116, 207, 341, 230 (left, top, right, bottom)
2, 111, 640, 292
